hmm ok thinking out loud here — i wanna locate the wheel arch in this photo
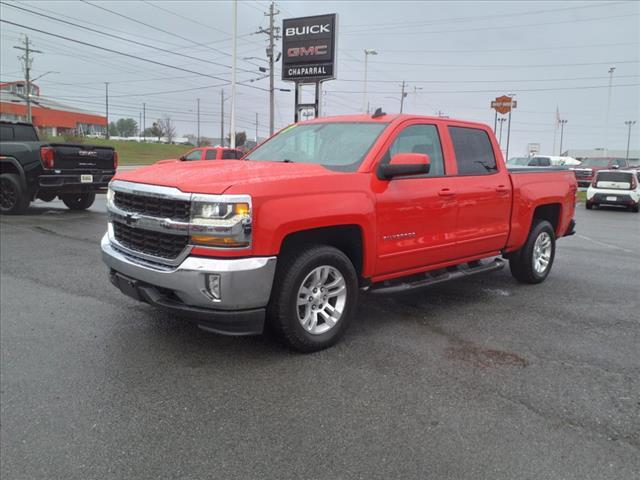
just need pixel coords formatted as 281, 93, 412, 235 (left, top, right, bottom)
0, 157, 27, 189
278, 225, 366, 280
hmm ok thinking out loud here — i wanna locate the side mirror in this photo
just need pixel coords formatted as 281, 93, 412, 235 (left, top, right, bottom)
378, 153, 430, 180
178, 155, 186, 161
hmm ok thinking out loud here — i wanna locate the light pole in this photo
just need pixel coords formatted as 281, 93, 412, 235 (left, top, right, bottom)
230, 0, 238, 148
625, 120, 636, 161
558, 119, 568, 155
363, 49, 377, 113
105, 82, 109, 139
605, 65, 615, 155
196, 98, 200, 146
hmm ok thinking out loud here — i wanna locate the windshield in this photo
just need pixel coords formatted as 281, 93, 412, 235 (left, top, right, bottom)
580, 158, 612, 167
245, 122, 388, 172
508, 157, 530, 166
626, 158, 640, 167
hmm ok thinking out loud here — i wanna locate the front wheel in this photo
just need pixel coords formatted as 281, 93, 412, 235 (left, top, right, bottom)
61, 192, 95, 210
267, 245, 359, 352
509, 220, 556, 284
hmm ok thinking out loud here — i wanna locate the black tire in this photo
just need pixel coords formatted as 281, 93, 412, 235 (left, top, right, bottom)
585, 202, 593, 210
509, 220, 556, 284
630, 204, 639, 213
61, 192, 95, 210
0, 173, 29, 215
267, 245, 359, 353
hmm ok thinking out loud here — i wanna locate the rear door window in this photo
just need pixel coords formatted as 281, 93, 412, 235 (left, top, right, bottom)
221, 149, 238, 160
0, 125, 14, 141
204, 149, 218, 160
448, 126, 498, 175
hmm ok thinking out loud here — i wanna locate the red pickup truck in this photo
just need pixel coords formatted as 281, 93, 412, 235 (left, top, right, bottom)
102, 114, 577, 351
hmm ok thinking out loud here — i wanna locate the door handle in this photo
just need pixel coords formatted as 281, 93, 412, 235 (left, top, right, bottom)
495, 185, 510, 193
438, 188, 456, 197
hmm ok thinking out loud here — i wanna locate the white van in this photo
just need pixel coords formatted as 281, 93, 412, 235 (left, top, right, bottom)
528, 155, 581, 167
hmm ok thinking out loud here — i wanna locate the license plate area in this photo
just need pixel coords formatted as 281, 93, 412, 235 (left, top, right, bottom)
111, 272, 143, 301
606, 196, 617, 201
81, 174, 93, 183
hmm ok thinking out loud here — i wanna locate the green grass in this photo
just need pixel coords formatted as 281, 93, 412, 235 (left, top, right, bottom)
576, 191, 586, 203
49, 137, 191, 165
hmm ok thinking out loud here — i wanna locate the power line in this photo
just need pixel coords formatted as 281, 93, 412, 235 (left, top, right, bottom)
342, 1, 628, 31
334, 74, 640, 85
342, 59, 639, 69
326, 83, 640, 95
0, 19, 270, 92
1, 2, 257, 74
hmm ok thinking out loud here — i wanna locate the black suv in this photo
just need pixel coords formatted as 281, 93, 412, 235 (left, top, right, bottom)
0, 121, 117, 214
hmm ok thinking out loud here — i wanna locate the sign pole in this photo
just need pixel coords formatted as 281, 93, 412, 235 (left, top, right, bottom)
505, 109, 512, 161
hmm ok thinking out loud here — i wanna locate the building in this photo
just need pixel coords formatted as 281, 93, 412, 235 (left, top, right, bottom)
562, 148, 639, 161
0, 81, 106, 136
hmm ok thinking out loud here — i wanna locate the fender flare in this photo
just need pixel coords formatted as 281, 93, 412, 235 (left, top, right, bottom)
0, 157, 28, 190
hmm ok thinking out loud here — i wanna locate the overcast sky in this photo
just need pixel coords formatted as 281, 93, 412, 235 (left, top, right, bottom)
1, 0, 638, 155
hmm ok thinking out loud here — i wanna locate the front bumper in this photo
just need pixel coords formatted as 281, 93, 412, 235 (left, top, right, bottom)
39, 173, 114, 192
101, 233, 277, 335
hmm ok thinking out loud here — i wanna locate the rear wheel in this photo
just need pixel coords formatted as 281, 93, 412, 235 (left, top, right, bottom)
61, 192, 95, 210
267, 245, 358, 352
630, 204, 639, 213
585, 202, 593, 210
509, 220, 556, 284
0, 173, 29, 215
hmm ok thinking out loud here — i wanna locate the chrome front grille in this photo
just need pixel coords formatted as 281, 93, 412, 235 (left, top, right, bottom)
114, 190, 191, 221
112, 222, 188, 260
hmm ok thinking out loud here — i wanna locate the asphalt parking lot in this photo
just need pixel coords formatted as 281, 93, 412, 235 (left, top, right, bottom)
1, 198, 638, 480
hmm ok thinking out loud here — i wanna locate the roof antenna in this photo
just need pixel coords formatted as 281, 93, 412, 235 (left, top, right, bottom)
371, 107, 386, 118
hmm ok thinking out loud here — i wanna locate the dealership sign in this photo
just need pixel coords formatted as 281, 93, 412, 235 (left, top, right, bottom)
491, 95, 517, 115
282, 14, 337, 82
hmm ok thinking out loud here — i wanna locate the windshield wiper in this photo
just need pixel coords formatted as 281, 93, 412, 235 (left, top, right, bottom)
282, 159, 295, 163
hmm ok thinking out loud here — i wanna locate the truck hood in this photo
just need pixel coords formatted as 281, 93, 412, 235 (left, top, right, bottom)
114, 160, 340, 194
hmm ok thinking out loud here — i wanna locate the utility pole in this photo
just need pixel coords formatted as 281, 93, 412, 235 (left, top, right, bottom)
230, 0, 238, 148
559, 119, 568, 155
142, 102, 146, 141
105, 82, 110, 139
625, 120, 636, 161
400, 81, 408, 113
257, 1, 280, 135
605, 65, 615, 156
138, 112, 142, 137
196, 98, 200, 146
14, 35, 42, 123
220, 89, 225, 146
498, 117, 507, 145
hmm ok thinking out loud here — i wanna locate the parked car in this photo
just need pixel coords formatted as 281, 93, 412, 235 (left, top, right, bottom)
571, 157, 628, 188
507, 155, 579, 167
180, 146, 244, 161
586, 170, 639, 212
102, 113, 577, 352
0, 121, 117, 214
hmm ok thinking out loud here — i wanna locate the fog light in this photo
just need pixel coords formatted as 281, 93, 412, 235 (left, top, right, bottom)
206, 274, 221, 301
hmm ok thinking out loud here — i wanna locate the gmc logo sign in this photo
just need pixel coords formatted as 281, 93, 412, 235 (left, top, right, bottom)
287, 45, 328, 57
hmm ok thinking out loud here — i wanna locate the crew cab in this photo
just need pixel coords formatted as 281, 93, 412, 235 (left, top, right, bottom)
586, 169, 639, 212
101, 114, 577, 352
572, 157, 628, 188
179, 146, 244, 161
0, 121, 117, 214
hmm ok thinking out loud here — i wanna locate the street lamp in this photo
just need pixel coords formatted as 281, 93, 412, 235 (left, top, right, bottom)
559, 119, 568, 155
497, 117, 507, 146
624, 120, 636, 161
605, 65, 616, 155
31, 70, 58, 82
363, 49, 377, 114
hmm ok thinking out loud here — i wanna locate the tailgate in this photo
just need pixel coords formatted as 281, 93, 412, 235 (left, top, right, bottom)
50, 143, 115, 170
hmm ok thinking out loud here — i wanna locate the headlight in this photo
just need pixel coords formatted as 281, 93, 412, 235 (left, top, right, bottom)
189, 194, 252, 248
106, 184, 115, 206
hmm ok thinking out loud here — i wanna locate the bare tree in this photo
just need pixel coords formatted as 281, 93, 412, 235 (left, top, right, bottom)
158, 115, 176, 143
